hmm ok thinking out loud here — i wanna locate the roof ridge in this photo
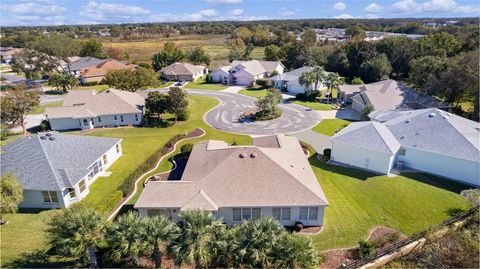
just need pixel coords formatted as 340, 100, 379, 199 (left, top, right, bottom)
36, 135, 64, 190
370, 122, 397, 153
182, 189, 218, 210
440, 110, 480, 151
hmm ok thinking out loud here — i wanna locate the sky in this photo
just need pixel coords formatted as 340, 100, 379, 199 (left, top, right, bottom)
1, 0, 479, 26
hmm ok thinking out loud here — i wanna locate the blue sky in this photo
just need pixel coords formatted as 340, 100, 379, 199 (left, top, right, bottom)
1, 0, 479, 26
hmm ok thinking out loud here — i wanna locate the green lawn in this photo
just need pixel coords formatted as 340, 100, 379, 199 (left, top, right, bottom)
309, 157, 471, 251
238, 87, 268, 98
185, 76, 227, 91
29, 101, 63, 115
0, 133, 24, 147
292, 100, 333, 111
73, 84, 109, 93
312, 119, 351, 136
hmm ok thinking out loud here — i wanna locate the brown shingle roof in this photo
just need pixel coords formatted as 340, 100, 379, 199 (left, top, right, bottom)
160, 62, 205, 76
80, 59, 137, 78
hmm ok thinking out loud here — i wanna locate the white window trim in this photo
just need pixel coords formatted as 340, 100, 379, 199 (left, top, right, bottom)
42, 191, 59, 203
233, 208, 261, 221
299, 207, 318, 221
273, 207, 291, 221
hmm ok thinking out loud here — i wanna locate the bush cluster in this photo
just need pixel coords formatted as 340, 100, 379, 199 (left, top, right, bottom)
296, 90, 320, 101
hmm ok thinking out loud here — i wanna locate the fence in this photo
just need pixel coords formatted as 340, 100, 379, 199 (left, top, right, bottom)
339, 206, 479, 269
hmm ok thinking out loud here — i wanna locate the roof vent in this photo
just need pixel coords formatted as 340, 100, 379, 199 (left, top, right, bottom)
239, 153, 246, 158
405, 119, 411, 123
48, 137, 55, 141
250, 153, 257, 158
40, 136, 47, 140
45, 133, 53, 137
428, 112, 436, 118
400, 135, 405, 139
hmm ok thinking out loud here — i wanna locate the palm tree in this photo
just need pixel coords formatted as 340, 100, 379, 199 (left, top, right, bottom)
143, 215, 177, 268
298, 71, 316, 92
273, 233, 320, 269
106, 211, 146, 266
232, 217, 284, 268
325, 72, 343, 103
311, 66, 327, 91
47, 206, 106, 268
168, 210, 227, 268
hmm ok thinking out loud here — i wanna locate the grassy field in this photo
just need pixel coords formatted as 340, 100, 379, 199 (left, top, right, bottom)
185, 76, 227, 90
291, 100, 333, 110
312, 119, 351, 136
238, 87, 269, 98
29, 101, 63, 115
309, 157, 471, 251
73, 84, 109, 93
0, 133, 24, 147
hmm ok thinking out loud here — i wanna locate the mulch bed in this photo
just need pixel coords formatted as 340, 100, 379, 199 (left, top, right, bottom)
321, 248, 357, 269
298, 226, 323, 234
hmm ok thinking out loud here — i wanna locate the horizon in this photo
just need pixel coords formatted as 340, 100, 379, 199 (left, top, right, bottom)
1, 0, 479, 27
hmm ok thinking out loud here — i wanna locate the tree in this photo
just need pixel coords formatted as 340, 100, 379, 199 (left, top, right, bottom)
152, 42, 184, 71
273, 233, 320, 269
361, 105, 374, 121
13, 49, 61, 75
228, 38, 253, 62
232, 217, 283, 268
359, 54, 392, 83
0, 173, 23, 221
346, 26, 366, 42
79, 39, 104, 58
104, 47, 124, 60
326, 45, 349, 76
185, 46, 211, 66
27, 33, 80, 72
145, 91, 169, 119
325, 72, 343, 103
48, 73, 78, 92
166, 87, 189, 123
1, 87, 40, 134
264, 45, 283, 61
254, 90, 282, 120
409, 56, 447, 88
282, 41, 314, 70
299, 71, 316, 92
311, 66, 327, 91
351, 77, 364, 84
301, 28, 317, 47
376, 36, 418, 78
106, 211, 146, 266
418, 32, 461, 57
48, 206, 106, 267
347, 41, 379, 77
143, 215, 177, 268
105, 68, 158, 92
168, 210, 226, 268
252, 25, 271, 46
232, 26, 253, 43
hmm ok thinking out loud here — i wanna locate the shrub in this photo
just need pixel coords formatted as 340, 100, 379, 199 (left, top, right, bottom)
180, 143, 194, 156
39, 120, 51, 132
0, 123, 10, 140
296, 90, 320, 101
205, 73, 213, 83
84, 81, 99, 86
255, 78, 269, 87
351, 77, 364, 84
294, 221, 304, 232
252, 108, 282, 121
177, 109, 190, 121
357, 240, 376, 259
323, 148, 331, 161
138, 63, 152, 69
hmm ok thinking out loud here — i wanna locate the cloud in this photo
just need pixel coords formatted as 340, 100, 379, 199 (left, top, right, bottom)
1, 0, 66, 25
365, 13, 380, 19
230, 8, 244, 16
80, 1, 150, 23
278, 7, 296, 16
391, 0, 477, 14
333, 2, 347, 11
364, 3, 382, 12
205, 0, 242, 4
334, 13, 354, 19
199, 9, 218, 17
2, 0, 66, 15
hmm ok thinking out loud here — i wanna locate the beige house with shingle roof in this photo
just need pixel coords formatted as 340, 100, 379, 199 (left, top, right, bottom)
160, 62, 207, 81
45, 89, 144, 131
211, 60, 284, 86
135, 135, 328, 227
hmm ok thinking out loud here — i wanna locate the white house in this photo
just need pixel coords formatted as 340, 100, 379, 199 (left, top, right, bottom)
211, 60, 284, 86
45, 89, 144, 131
270, 66, 327, 94
1, 132, 122, 208
135, 135, 328, 227
160, 62, 208, 81
331, 108, 480, 186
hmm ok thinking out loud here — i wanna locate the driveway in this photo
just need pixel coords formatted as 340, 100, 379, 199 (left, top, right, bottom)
221, 86, 244, 94
291, 129, 331, 154
9, 114, 44, 133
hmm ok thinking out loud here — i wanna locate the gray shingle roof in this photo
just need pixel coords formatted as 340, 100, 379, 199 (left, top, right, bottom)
1, 133, 121, 191
66, 57, 106, 72
160, 62, 205, 76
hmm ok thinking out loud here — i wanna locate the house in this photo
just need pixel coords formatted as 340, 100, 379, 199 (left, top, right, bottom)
79, 59, 137, 84
339, 80, 448, 114
0, 132, 122, 208
45, 89, 144, 131
135, 135, 328, 227
330, 108, 480, 186
0, 47, 22, 64
270, 66, 326, 94
211, 60, 284, 86
64, 56, 106, 77
160, 62, 208, 81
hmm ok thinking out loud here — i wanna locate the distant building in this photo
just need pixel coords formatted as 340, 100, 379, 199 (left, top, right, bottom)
160, 62, 208, 81
270, 66, 326, 94
1, 132, 123, 208
211, 60, 284, 86
79, 59, 137, 84
64, 56, 106, 77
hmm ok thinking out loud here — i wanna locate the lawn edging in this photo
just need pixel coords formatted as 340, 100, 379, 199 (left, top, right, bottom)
107, 127, 206, 221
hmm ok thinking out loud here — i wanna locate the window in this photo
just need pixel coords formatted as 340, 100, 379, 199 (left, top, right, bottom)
233, 208, 261, 221
233, 208, 241, 221
79, 179, 86, 193
102, 154, 108, 165
116, 144, 121, 153
97, 117, 102, 123
399, 148, 406, 156
83, 119, 88, 126
135, 114, 139, 121
114, 115, 118, 121
272, 207, 290, 221
67, 188, 76, 199
42, 191, 59, 203
299, 207, 318, 220
78, 119, 81, 126
120, 115, 124, 122
242, 208, 251, 220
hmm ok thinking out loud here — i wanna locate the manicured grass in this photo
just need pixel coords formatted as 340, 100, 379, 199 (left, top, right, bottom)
238, 87, 268, 98
73, 84, 109, 93
29, 101, 63, 115
320, 88, 338, 99
308, 157, 471, 251
77, 94, 251, 214
292, 100, 333, 111
0, 133, 24, 147
157, 81, 175, 88
312, 119, 351, 136
185, 76, 227, 91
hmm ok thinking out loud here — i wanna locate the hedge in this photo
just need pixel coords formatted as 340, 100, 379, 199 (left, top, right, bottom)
119, 133, 185, 196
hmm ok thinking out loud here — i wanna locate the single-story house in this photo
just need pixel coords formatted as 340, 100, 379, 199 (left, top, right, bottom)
270, 66, 327, 94
0, 47, 22, 64
339, 80, 449, 114
45, 89, 144, 131
80, 59, 137, 84
64, 56, 106, 77
160, 62, 208, 81
211, 60, 284, 86
1, 132, 122, 208
331, 108, 480, 186
135, 135, 328, 227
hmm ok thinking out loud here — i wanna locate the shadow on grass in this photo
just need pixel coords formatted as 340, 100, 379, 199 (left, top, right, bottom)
446, 207, 466, 217
6, 249, 78, 268
308, 154, 378, 181
401, 172, 471, 194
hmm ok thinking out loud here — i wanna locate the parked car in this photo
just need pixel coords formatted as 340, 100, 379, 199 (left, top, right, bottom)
174, 80, 186, 87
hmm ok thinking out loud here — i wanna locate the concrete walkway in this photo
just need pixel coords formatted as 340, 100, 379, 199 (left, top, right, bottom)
291, 129, 332, 154
221, 86, 245, 94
